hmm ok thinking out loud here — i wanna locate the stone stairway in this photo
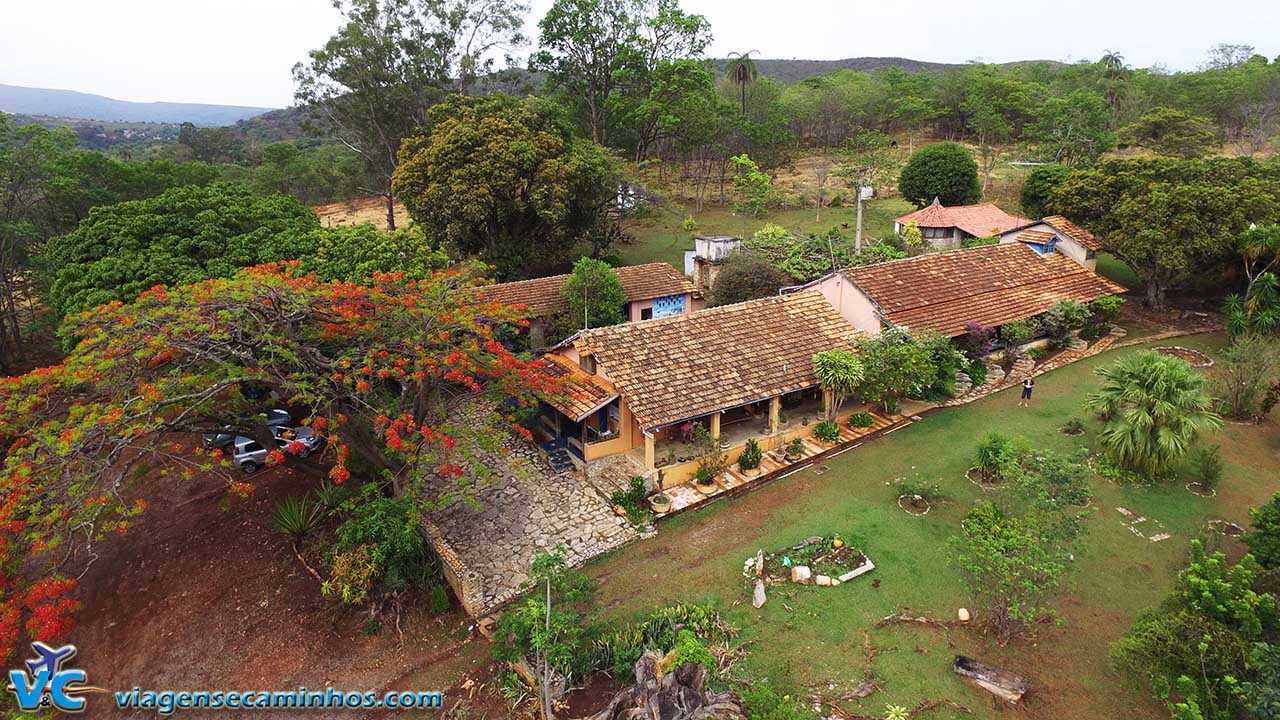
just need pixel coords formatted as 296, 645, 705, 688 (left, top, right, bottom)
953, 371, 973, 397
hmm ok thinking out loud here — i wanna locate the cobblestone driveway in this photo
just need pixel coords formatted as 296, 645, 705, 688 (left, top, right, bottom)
422, 411, 636, 614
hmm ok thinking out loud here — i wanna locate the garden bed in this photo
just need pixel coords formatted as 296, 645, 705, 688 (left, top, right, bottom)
744, 534, 875, 589
1154, 345, 1214, 368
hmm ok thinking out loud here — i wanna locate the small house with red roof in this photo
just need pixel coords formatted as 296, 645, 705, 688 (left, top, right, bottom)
894, 199, 1035, 249
997, 215, 1105, 270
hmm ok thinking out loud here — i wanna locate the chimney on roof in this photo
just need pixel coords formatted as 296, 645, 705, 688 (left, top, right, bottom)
931, 197, 942, 206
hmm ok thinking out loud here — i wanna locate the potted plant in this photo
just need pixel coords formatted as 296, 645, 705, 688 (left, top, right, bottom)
648, 492, 672, 514
784, 437, 805, 462
737, 439, 763, 477
813, 421, 841, 444
847, 412, 874, 429
693, 465, 719, 494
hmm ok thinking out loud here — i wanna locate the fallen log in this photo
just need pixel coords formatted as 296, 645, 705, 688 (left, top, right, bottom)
952, 655, 1031, 704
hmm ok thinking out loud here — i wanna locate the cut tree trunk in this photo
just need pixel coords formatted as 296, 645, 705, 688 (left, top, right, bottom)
952, 655, 1031, 704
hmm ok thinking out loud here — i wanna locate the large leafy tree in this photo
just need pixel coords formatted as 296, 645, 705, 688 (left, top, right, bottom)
853, 328, 936, 413
898, 142, 981, 208
294, 0, 527, 230
1028, 90, 1115, 166
43, 183, 320, 318
1118, 106, 1220, 158
1085, 351, 1223, 478
1050, 158, 1280, 305
299, 224, 448, 282
392, 93, 617, 280
1020, 164, 1070, 219
534, 0, 710, 148
0, 262, 552, 661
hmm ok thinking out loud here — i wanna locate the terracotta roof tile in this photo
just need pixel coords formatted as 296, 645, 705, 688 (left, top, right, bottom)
469, 263, 695, 317
842, 243, 1125, 337
541, 354, 618, 421
1043, 215, 1104, 250
572, 292, 857, 430
896, 202, 1034, 238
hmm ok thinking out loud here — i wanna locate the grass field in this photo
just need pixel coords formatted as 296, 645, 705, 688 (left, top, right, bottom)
584, 332, 1275, 719
617, 199, 915, 269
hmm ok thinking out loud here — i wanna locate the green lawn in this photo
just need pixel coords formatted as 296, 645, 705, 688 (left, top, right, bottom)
1097, 252, 1142, 290
617, 199, 914, 269
584, 332, 1278, 720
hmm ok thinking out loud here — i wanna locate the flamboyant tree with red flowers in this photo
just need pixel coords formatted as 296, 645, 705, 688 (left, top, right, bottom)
0, 261, 555, 660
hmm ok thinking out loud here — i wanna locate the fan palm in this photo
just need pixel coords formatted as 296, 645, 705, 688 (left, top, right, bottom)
725, 51, 758, 116
1085, 351, 1222, 478
1099, 50, 1128, 115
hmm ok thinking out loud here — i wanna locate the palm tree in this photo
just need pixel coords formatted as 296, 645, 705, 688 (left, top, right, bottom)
725, 51, 759, 116
1085, 351, 1223, 478
1099, 50, 1128, 117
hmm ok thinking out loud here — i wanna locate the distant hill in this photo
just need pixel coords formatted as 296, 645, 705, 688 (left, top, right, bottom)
0, 84, 273, 127
712, 56, 1065, 83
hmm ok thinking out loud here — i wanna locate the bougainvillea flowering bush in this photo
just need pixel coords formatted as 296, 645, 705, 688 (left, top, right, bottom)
0, 261, 555, 659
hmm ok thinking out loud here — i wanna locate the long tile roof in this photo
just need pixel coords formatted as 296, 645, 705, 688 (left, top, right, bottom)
469, 263, 695, 317
896, 202, 1034, 238
1043, 215, 1104, 250
842, 243, 1125, 338
572, 291, 857, 430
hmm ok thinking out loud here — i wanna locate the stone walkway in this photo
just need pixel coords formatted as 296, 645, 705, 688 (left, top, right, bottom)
421, 402, 636, 617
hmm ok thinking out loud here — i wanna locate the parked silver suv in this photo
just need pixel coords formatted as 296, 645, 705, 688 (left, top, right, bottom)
229, 437, 270, 474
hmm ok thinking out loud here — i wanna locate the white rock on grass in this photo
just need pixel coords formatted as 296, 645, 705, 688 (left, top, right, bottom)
790, 565, 812, 584
815, 575, 832, 586
958, 607, 971, 622
753, 579, 767, 608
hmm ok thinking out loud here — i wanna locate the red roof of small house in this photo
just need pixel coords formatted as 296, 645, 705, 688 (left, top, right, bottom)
841, 243, 1126, 337
468, 263, 696, 317
1042, 215, 1104, 250
896, 201, 1035, 239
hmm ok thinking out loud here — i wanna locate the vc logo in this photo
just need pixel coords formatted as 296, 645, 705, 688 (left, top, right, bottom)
6, 642, 100, 713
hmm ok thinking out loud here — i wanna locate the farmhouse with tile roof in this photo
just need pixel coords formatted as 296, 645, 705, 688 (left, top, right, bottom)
807, 242, 1125, 338
469, 262, 702, 346
894, 199, 1035, 249
534, 291, 858, 482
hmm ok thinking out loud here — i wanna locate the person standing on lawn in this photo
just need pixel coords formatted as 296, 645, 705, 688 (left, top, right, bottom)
1019, 377, 1035, 407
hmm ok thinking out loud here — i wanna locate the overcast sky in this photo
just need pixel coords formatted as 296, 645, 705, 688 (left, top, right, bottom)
2, 0, 1277, 108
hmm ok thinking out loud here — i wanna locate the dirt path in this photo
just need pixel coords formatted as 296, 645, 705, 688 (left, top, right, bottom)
67, 460, 500, 719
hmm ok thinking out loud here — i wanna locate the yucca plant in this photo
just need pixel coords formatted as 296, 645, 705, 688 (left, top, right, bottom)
974, 431, 1016, 481
1085, 351, 1223, 479
273, 495, 324, 538
312, 481, 347, 510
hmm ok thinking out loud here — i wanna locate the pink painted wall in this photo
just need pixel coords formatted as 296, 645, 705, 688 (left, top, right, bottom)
813, 274, 882, 336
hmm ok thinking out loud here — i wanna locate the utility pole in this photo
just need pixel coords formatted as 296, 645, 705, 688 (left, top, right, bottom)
854, 188, 865, 255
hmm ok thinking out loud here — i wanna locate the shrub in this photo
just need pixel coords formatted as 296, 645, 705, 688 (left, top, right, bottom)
682, 215, 697, 232
1001, 319, 1039, 358
786, 438, 805, 457
1247, 495, 1280, 568
1041, 300, 1092, 349
1190, 445, 1223, 491
739, 685, 813, 720
893, 474, 947, 504
590, 602, 722, 679
737, 439, 763, 470
1028, 347, 1048, 361
610, 476, 653, 526
1062, 418, 1086, 435
312, 481, 348, 510
1210, 335, 1280, 420
428, 585, 450, 615
708, 252, 794, 307
917, 329, 966, 399
847, 412, 874, 429
974, 432, 1017, 481
324, 486, 438, 604
1090, 295, 1125, 325
966, 358, 988, 387
273, 495, 323, 538
813, 421, 841, 443
1021, 164, 1071, 219
960, 321, 996, 358
669, 629, 716, 673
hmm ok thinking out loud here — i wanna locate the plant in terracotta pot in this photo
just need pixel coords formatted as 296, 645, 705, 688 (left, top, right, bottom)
691, 424, 728, 494
648, 492, 673, 514
692, 465, 719, 494
737, 439, 763, 477
784, 437, 805, 462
